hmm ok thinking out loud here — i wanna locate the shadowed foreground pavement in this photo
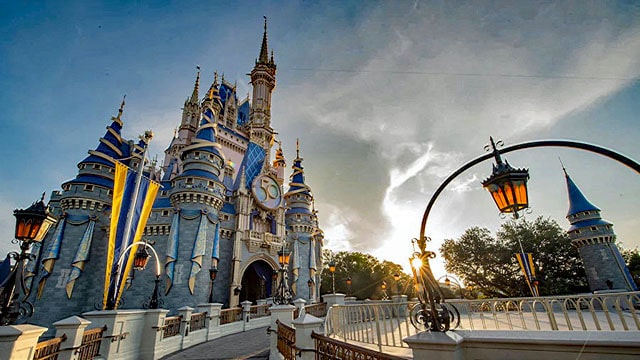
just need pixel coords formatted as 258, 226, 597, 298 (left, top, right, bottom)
162, 326, 270, 360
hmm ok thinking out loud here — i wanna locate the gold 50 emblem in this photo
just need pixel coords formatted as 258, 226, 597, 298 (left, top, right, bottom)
251, 174, 282, 209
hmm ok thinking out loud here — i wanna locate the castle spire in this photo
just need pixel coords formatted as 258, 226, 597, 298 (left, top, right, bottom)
564, 168, 599, 217
258, 16, 269, 64
190, 66, 200, 103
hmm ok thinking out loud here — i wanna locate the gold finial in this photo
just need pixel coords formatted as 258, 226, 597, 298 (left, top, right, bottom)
214, 71, 219, 85
116, 95, 126, 120
296, 138, 300, 158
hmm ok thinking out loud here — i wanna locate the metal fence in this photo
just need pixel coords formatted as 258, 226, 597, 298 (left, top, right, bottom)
190, 312, 207, 331
34, 334, 67, 360
327, 292, 640, 351
250, 304, 271, 319
220, 307, 243, 324
326, 301, 417, 351
162, 315, 182, 339
312, 331, 408, 360
76, 326, 107, 360
276, 320, 296, 360
448, 291, 640, 331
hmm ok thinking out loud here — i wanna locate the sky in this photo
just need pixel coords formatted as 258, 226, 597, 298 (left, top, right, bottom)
2, 1, 639, 278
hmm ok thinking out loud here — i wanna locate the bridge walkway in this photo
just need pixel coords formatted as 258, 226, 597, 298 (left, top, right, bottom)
161, 326, 270, 360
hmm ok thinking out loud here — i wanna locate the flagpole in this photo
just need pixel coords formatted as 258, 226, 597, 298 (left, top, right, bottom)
111, 130, 154, 306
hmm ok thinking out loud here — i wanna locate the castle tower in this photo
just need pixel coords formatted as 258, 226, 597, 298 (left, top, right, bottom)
248, 17, 277, 150
284, 141, 323, 302
564, 169, 637, 292
162, 68, 202, 176
29, 99, 143, 334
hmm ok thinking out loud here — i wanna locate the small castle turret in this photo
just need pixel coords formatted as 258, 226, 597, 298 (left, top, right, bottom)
564, 168, 637, 292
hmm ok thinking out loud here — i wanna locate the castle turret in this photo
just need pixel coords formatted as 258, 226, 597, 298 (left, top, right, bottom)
564, 169, 637, 292
163, 67, 202, 175
248, 17, 277, 150
284, 140, 322, 301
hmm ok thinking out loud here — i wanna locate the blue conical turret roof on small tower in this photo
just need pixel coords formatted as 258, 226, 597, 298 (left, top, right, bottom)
564, 168, 637, 292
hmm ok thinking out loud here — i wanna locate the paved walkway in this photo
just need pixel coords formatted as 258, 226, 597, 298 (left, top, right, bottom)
162, 326, 270, 360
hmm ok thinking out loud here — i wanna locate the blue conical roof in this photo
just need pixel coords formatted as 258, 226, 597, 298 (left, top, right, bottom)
565, 171, 600, 217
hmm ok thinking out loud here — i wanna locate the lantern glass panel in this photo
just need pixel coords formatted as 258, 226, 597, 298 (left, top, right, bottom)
514, 181, 528, 206
504, 183, 515, 207
445, 277, 451, 287
490, 188, 508, 211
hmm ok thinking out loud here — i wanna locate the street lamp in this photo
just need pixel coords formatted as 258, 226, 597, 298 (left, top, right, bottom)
394, 273, 401, 295
108, 241, 162, 310
328, 260, 336, 294
0, 195, 56, 325
381, 281, 388, 300
410, 137, 640, 332
307, 279, 313, 302
482, 137, 530, 218
208, 267, 218, 303
346, 275, 352, 297
437, 275, 464, 300
273, 246, 292, 305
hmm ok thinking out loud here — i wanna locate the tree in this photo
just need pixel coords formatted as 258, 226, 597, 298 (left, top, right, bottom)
320, 250, 413, 300
621, 248, 640, 287
440, 216, 588, 298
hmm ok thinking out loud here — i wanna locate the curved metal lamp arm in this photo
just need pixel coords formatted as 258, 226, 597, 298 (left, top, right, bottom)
116, 241, 162, 277
419, 139, 640, 243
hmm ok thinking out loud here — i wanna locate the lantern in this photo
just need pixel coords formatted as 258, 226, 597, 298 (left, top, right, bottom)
482, 137, 529, 217
278, 247, 291, 267
133, 245, 151, 271
13, 194, 56, 243
328, 261, 336, 273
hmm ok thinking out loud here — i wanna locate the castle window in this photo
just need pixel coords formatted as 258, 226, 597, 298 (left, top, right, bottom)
93, 164, 101, 170
109, 168, 115, 174
186, 178, 194, 184
591, 226, 598, 231
162, 210, 169, 217
107, 190, 113, 195
161, 190, 168, 196
208, 181, 214, 187
84, 184, 94, 191
195, 151, 200, 158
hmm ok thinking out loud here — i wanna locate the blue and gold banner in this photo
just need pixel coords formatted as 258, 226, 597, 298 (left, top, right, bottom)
103, 161, 159, 309
66, 218, 96, 298
188, 211, 208, 294
515, 252, 539, 296
164, 210, 180, 294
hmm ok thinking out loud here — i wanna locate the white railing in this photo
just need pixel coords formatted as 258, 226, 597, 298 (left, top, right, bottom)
326, 292, 640, 350
449, 291, 640, 331
326, 301, 419, 351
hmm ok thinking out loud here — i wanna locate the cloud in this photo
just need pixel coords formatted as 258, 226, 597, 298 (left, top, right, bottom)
272, 1, 640, 270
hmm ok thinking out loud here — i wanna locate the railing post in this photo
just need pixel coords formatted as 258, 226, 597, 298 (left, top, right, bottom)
53, 316, 91, 360
0, 324, 48, 360
269, 304, 296, 359
322, 293, 345, 307
178, 306, 194, 350
292, 298, 306, 319
241, 300, 252, 331
292, 313, 323, 360
197, 303, 223, 340
139, 309, 169, 360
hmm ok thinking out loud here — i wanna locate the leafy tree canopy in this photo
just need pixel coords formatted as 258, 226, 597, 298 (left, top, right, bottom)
320, 250, 414, 300
440, 216, 589, 298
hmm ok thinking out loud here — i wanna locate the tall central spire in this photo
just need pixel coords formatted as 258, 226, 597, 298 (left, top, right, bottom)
258, 16, 269, 64
190, 66, 200, 103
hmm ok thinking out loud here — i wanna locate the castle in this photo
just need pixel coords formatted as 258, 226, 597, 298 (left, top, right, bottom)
28, 20, 323, 329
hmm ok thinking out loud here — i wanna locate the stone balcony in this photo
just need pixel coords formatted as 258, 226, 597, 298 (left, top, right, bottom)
243, 230, 282, 254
